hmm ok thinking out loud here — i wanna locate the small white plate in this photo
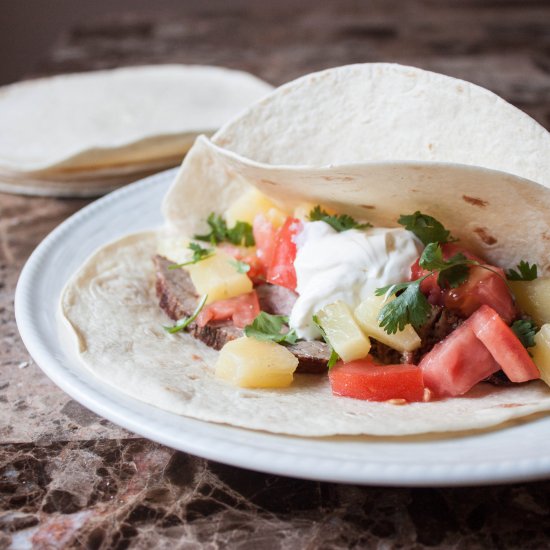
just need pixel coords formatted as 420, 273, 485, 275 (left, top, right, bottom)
15, 170, 550, 486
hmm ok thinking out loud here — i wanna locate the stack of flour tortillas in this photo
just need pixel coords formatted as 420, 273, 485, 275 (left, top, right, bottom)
0, 65, 272, 196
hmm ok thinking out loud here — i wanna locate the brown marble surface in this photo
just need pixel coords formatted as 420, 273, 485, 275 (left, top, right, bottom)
2, 1, 550, 548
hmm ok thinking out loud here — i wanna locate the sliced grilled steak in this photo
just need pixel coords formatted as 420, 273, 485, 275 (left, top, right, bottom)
154, 255, 329, 373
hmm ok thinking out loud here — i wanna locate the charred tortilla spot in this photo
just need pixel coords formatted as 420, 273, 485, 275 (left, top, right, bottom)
360, 204, 376, 210
474, 227, 497, 246
260, 179, 278, 186
463, 195, 488, 207
322, 175, 354, 182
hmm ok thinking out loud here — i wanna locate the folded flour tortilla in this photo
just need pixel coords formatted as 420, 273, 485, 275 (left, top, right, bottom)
61, 64, 550, 436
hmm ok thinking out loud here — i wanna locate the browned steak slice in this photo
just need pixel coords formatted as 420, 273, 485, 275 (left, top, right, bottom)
153, 255, 328, 373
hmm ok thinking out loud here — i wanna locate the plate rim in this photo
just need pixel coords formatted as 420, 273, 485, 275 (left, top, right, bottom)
14, 169, 550, 486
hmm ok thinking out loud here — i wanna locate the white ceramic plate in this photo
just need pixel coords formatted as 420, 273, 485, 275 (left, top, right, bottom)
15, 170, 550, 486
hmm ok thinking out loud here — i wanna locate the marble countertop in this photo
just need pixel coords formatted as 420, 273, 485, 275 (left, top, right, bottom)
2, 1, 550, 547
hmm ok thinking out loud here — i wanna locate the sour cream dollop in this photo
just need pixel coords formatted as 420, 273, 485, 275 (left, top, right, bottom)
289, 221, 423, 340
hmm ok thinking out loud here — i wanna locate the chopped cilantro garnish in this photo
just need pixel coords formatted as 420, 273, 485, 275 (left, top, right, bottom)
169, 242, 213, 269
419, 242, 470, 289
398, 211, 457, 245
229, 259, 251, 274
312, 314, 340, 368
375, 280, 432, 334
511, 319, 538, 349
244, 312, 298, 345
308, 205, 372, 232
375, 242, 503, 335
194, 213, 255, 247
163, 294, 208, 334
506, 261, 538, 281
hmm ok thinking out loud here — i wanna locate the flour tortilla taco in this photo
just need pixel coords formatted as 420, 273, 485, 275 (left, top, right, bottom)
61, 64, 550, 436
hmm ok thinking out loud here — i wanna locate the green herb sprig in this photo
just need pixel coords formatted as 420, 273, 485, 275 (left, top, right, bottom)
506, 261, 538, 281
398, 211, 457, 246
308, 206, 371, 232
375, 242, 493, 334
229, 259, 251, 274
244, 312, 298, 345
312, 314, 340, 368
163, 294, 208, 334
511, 319, 538, 349
195, 213, 255, 247
169, 243, 213, 269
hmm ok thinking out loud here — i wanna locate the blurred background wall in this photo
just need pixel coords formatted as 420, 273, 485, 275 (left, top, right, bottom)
1, 0, 550, 127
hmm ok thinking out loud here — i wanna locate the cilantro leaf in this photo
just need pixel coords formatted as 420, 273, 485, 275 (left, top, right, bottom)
312, 314, 341, 369
376, 280, 432, 334
511, 319, 538, 349
506, 261, 538, 281
398, 211, 456, 245
195, 213, 255, 247
244, 312, 298, 345
229, 259, 251, 274
169, 242, 213, 269
419, 243, 471, 289
327, 348, 340, 369
308, 205, 372, 232
163, 294, 208, 334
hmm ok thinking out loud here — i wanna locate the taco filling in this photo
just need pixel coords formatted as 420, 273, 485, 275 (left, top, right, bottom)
61, 63, 550, 437
155, 191, 548, 402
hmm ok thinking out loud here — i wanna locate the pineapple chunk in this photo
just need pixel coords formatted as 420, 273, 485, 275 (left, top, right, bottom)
215, 336, 298, 388
225, 188, 286, 228
530, 324, 550, 387
315, 301, 371, 362
354, 293, 421, 352
510, 278, 550, 326
156, 235, 190, 263
185, 250, 252, 304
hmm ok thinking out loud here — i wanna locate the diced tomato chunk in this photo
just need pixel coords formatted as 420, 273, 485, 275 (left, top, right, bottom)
329, 357, 425, 402
466, 305, 539, 383
266, 217, 302, 290
252, 214, 277, 275
410, 243, 515, 322
444, 265, 515, 323
420, 322, 500, 397
196, 291, 260, 329
218, 243, 266, 284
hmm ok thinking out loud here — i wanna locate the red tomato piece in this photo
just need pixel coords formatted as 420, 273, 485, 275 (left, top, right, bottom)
266, 217, 302, 290
252, 214, 277, 275
420, 322, 500, 397
329, 357, 425, 402
466, 305, 539, 383
218, 243, 266, 284
410, 243, 515, 322
444, 265, 515, 323
196, 291, 260, 329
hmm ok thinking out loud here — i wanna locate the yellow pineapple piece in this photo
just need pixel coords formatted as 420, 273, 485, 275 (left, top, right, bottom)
215, 336, 298, 388
156, 235, 190, 263
530, 324, 550, 387
225, 188, 286, 228
185, 250, 252, 304
510, 278, 550, 326
354, 293, 421, 352
315, 301, 371, 362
